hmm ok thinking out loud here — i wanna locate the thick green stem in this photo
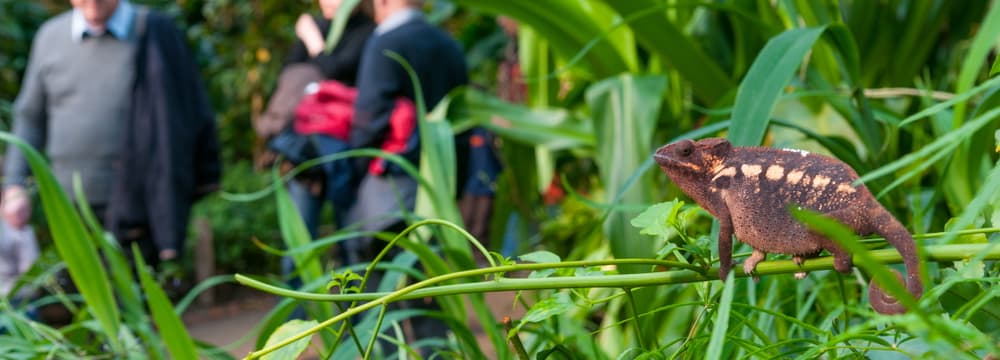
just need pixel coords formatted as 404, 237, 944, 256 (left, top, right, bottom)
238, 243, 1000, 303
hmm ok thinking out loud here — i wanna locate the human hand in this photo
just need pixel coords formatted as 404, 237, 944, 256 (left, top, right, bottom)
2, 186, 31, 229
159, 249, 178, 261
295, 14, 325, 57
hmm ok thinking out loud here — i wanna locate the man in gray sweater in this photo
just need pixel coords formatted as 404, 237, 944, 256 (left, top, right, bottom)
4, 0, 220, 266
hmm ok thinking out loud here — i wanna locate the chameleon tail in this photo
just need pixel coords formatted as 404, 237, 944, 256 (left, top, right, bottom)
868, 209, 923, 315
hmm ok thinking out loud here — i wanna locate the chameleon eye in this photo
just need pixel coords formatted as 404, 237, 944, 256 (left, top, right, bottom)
679, 147, 693, 156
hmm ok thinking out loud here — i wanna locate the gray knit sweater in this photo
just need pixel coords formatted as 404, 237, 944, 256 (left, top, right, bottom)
5, 11, 137, 205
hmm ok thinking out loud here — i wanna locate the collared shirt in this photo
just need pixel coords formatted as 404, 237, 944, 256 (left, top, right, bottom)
374, 8, 423, 36
71, 0, 136, 42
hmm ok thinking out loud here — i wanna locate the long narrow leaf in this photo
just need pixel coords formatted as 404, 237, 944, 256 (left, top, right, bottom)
857, 107, 1000, 185
707, 272, 736, 360
0, 132, 122, 350
952, 0, 1000, 126
133, 245, 199, 359
729, 26, 827, 146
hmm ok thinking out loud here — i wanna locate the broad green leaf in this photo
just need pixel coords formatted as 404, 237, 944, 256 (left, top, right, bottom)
510, 292, 574, 336
261, 320, 318, 360
631, 200, 684, 240
448, 88, 594, 149
518, 250, 561, 264
451, 0, 631, 78
586, 74, 666, 274
729, 26, 826, 146
0, 132, 122, 350
599, 0, 733, 103
520, 250, 560, 279
706, 271, 735, 360
991, 57, 1000, 77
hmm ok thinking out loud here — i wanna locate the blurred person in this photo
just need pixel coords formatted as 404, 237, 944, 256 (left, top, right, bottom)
255, 0, 375, 238
341, 0, 469, 355
345, 0, 469, 258
0, 188, 38, 301
3, 0, 220, 267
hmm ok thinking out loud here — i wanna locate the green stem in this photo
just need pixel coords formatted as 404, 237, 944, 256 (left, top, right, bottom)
624, 288, 646, 350
237, 244, 1000, 303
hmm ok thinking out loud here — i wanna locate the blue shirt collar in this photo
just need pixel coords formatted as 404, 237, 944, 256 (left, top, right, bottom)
72, 0, 136, 42
375, 8, 422, 36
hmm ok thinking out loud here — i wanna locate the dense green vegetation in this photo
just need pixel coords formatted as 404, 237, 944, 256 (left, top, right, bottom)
2, 0, 1000, 359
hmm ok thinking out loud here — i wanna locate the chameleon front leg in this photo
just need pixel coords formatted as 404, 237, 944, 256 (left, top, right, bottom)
743, 249, 767, 282
717, 213, 735, 281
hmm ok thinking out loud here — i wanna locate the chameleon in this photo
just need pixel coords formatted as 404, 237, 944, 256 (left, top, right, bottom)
653, 137, 922, 314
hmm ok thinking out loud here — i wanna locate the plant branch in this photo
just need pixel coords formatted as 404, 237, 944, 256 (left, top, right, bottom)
237, 243, 1000, 302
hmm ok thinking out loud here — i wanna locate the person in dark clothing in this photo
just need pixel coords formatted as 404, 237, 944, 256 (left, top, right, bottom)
285, 0, 375, 86
265, 0, 375, 238
3, 0, 220, 267
342, 0, 469, 355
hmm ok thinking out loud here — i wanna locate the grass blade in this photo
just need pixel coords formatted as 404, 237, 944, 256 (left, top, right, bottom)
133, 245, 199, 359
729, 26, 827, 146
706, 272, 736, 360
0, 132, 122, 350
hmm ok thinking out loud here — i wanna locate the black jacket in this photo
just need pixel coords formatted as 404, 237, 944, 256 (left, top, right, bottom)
285, 12, 375, 86
107, 10, 221, 255
351, 16, 469, 181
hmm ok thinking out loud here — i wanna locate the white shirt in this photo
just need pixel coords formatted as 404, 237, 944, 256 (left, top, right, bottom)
375, 8, 423, 36
71, 0, 137, 42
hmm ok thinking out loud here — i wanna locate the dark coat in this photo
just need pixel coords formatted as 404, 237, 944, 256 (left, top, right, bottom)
107, 10, 221, 255
351, 16, 470, 184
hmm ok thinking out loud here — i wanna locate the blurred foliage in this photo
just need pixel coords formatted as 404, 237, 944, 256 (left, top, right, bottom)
4, 0, 1000, 358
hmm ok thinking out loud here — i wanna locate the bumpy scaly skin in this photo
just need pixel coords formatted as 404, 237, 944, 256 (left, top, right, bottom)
654, 138, 923, 314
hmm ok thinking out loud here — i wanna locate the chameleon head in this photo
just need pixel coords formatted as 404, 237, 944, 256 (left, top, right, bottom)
654, 138, 732, 178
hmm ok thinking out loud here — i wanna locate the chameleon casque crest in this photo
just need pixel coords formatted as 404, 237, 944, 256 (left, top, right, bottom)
654, 137, 922, 314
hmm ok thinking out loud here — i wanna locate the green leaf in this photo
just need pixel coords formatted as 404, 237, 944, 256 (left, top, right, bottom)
133, 245, 199, 360
586, 74, 666, 276
991, 57, 1000, 77
0, 132, 122, 350
789, 208, 921, 313
631, 200, 684, 239
706, 271, 735, 360
599, 0, 733, 103
447, 88, 594, 149
858, 107, 1000, 189
272, 169, 323, 282
322, 0, 362, 53
518, 250, 561, 264
952, 0, 1000, 125
729, 26, 827, 146
261, 320, 319, 360
450, 0, 632, 78
511, 292, 574, 337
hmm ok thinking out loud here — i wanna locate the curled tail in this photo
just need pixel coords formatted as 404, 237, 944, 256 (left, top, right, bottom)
867, 209, 923, 315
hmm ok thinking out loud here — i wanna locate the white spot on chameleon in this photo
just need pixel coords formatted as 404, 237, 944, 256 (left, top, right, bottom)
741, 164, 762, 178
836, 183, 857, 194
712, 166, 737, 182
812, 175, 831, 189
786, 169, 805, 185
782, 148, 810, 157
765, 165, 785, 181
